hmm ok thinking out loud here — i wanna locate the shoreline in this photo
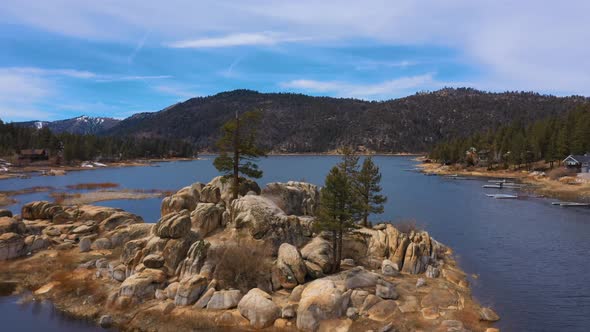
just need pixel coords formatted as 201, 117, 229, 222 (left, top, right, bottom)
417, 159, 590, 203
0, 157, 199, 181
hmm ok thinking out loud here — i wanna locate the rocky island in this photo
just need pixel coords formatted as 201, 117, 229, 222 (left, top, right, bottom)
0, 177, 499, 332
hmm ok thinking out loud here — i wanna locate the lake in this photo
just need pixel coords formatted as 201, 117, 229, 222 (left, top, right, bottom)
1, 156, 590, 331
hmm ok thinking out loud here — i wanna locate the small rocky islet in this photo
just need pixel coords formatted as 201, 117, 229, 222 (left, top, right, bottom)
0, 176, 499, 332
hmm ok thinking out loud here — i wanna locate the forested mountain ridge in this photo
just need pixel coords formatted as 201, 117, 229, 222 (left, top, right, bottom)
104, 88, 589, 153
16, 115, 120, 135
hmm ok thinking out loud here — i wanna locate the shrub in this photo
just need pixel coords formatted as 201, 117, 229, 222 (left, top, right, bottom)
547, 167, 577, 180
209, 239, 273, 293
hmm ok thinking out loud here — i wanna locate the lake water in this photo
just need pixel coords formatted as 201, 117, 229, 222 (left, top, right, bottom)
1, 156, 590, 331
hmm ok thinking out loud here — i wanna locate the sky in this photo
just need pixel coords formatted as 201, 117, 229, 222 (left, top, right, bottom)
1, 1, 589, 121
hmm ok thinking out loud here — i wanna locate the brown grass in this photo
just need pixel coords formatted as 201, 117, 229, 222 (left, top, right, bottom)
66, 182, 119, 190
209, 239, 274, 293
547, 167, 577, 180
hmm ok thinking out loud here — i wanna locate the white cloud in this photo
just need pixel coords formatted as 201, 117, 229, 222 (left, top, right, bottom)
167, 33, 307, 49
280, 74, 461, 99
2, 1, 590, 95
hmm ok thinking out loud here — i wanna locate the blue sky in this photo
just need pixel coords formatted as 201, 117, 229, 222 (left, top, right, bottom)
1, 1, 589, 121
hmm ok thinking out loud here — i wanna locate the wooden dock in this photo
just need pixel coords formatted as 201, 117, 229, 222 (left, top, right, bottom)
486, 194, 518, 199
551, 202, 590, 207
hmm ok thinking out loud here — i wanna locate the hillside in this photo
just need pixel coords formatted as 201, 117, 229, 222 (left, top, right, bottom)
16, 115, 120, 135
105, 88, 588, 153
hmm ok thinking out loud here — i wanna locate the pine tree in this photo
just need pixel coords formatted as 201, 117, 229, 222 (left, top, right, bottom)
315, 166, 357, 273
213, 110, 266, 200
357, 157, 387, 226
337, 146, 363, 222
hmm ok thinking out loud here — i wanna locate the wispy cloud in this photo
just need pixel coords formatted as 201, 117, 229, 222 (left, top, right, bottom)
95, 75, 172, 83
2, 67, 171, 83
354, 60, 417, 71
167, 32, 309, 49
280, 74, 462, 99
128, 31, 150, 64
153, 85, 199, 99
0, 68, 55, 120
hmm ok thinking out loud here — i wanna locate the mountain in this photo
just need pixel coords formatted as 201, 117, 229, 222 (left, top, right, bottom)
15, 115, 120, 135
105, 88, 589, 153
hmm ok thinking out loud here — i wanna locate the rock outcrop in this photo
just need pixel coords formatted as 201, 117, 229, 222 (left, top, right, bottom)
160, 183, 201, 216
262, 181, 320, 216
230, 195, 309, 247
1, 177, 498, 332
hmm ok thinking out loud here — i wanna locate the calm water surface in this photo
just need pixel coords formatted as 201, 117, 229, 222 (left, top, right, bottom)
1, 156, 590, 331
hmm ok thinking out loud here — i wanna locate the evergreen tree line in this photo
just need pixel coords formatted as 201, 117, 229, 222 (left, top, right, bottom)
0, 120, 195, 162
429, 105, 590, 167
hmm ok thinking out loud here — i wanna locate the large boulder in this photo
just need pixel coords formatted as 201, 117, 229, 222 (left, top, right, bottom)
174, 274, 208, 305
207, 176, 261, 204
153, 236, 197, 274
99, 212, 143, 232
0, 232, 24, 260
161, 184, 201, 216
190, 203, 224, 237
297, 279, 348, 331
0, 217, 26, 235
21, 201, 68, 222
276, 243, 307, 289
153, 210, 192, 239
0, 210, 13, 218
119, 269, 166, 300
262, 181, 320, 216
207, 289, 243, 310
238, 288, 281, 329
177, 240, 210, 279
344, 267, 379, 290
231, 195, 307, 247
301, 237, 333, 275
73, 205, 121, 222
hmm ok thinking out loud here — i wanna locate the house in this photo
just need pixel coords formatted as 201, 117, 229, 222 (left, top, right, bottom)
19, 149, 49, 161
563, 154, 590, 173
477, 149, 491, 167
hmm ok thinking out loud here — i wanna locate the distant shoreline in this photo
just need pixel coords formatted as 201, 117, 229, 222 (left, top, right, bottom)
0, 153, 423, 181
418, 159, 590, 203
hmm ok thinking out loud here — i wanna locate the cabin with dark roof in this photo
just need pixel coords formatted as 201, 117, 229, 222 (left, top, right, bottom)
563, 154, 590, 173
19, 149, 49, 161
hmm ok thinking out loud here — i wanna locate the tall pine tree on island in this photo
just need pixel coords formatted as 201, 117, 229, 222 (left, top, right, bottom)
357, 156, 387, 227
315, 166, 358, 273
213, 110, 266, 200
337, 146, 363, 222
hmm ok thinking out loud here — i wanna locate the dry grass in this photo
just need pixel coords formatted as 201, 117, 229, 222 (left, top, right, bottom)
209, 239, 274, 293
66, 182, 119, 190
51, 190, 167, 205
547, 167, 577, 180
